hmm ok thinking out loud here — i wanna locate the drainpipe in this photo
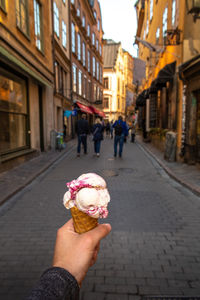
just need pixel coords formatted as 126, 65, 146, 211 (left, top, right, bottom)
68, 0, 74, 138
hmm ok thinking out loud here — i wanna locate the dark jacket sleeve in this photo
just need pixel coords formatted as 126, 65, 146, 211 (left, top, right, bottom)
26, 267, 79, 300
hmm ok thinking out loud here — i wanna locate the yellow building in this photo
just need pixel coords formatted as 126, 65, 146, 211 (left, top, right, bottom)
103, 40, 126, 121
123, 51, 135, 122
135, 0, 200, 164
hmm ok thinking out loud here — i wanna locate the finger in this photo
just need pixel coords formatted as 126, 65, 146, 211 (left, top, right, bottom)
88, 223, 111, 245
59, 218, 75, 232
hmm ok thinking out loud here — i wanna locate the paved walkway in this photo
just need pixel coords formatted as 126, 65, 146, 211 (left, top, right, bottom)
0, 135, 199, 207
0, 135, 200, 300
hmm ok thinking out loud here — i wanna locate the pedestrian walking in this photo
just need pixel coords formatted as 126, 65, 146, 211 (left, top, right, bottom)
110, 120, 114, 139
105, 121, 110, 136
92, 118, 104, 157
75, 113, 89, 157
130, 122, 136, 143
112, 116, 128, 158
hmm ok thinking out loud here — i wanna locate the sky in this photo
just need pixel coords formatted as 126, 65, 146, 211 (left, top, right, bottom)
98, 0, 138, 57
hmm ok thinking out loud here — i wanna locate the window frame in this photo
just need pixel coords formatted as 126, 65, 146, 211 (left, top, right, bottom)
82, 42, 86, 66
88, 50, 90, 73
34, 0, 43, 52
150, 0, 153, 21
62, 20, 67, 48
0, 0, 6, 12
71, 22, 76, 53
171, 0, 176, 27
16, 0, 29, 37
72, 64, 77, 92
78, 70, 82, 96
53, 1, 59, 37
77, 33, 81, 61
93, 56, 96, 77
103, 97, 109, 109
162, 6, 168, 41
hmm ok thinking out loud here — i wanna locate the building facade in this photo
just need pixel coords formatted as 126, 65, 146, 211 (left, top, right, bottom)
53, 0, 72, 140
123, 50, 135, 122
103, 40, 126, 121
135, 0, 200, 164
0, 0, 54, 171
70, 0, 104, 128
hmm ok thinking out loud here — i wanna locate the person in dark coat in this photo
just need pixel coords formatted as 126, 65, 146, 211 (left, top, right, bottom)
92, 118, 104, 157
112, 116, 128, 158
75, 113, 89, 157
105, 121, 110, 136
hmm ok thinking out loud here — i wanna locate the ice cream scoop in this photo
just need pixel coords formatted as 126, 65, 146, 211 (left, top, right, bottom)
63, 173, 110, 233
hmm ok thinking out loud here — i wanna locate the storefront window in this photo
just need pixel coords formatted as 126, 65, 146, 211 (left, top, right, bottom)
0, 69, 28, 153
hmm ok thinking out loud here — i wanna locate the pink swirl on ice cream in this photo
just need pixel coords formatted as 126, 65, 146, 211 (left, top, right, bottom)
63, 173, 110, 218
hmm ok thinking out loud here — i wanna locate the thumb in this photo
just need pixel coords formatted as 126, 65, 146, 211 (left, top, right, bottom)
88, 223, 111, 245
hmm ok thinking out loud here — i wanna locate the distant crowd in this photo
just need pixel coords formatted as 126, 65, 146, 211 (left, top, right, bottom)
75, 113, 137, 158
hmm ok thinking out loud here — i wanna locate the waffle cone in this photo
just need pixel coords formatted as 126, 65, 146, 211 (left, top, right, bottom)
70, 206, 98, 234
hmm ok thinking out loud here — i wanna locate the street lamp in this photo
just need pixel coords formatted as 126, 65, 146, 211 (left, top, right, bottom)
186, 0, 200, 22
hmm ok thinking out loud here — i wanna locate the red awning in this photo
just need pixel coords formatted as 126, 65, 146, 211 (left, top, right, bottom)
90, 106, 105, 118
76, 102, 93, 114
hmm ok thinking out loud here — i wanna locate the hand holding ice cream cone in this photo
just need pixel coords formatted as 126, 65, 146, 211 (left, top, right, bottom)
63, 173, 110, 233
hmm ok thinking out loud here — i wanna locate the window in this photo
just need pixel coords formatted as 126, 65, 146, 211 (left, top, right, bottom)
0, 0, 6, 11
162, 7, 168, 41
104, 77, 109, 89
88, 50, 90, 72
62, 21, 67, 48
150, 0, 153, 21
58, 66, 64, 94
78, 70, 82, 95
94, 10, 97, 19
77, 33, 81, 60
63, 0, 65, 3
143, 28, 146, 39
118, 97, 120, 110
82, 42, 86, 66
93, 84, 96, 101
146, 19, 149, 36
82, 14, 85, 27
55, 62, 59, 92
87, 24, 90, 37
97, 19, 100, 31
77, 2, 80, 17
71, 23, 75, 53
34, 0, 43, 51
103, 97, 109, 109
92, 32, 95, 46
172, 0, 176, 27
0, 68, 28, 153
100, 66, 102, 83
118, 78, 120, 92
53, 2, 59, 37
93, 56, 96, 77
83, 75, 87, 98
72, 64, 77, 92
88, 80, 91, 101
71, 0, 74, 4
99, 45, 102, 56
96, 61, 99, 81
96, 39, 99, 51
16, 0, 29, 36
156, 27, 160, 44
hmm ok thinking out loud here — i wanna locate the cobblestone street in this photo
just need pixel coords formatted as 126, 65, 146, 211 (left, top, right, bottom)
0, 136, 200, 300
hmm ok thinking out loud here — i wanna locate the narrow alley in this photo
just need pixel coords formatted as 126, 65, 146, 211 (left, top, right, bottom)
0, 136, 200, 300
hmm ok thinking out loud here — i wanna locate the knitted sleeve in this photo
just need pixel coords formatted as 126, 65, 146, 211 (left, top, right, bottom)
26, 267, 80, 300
